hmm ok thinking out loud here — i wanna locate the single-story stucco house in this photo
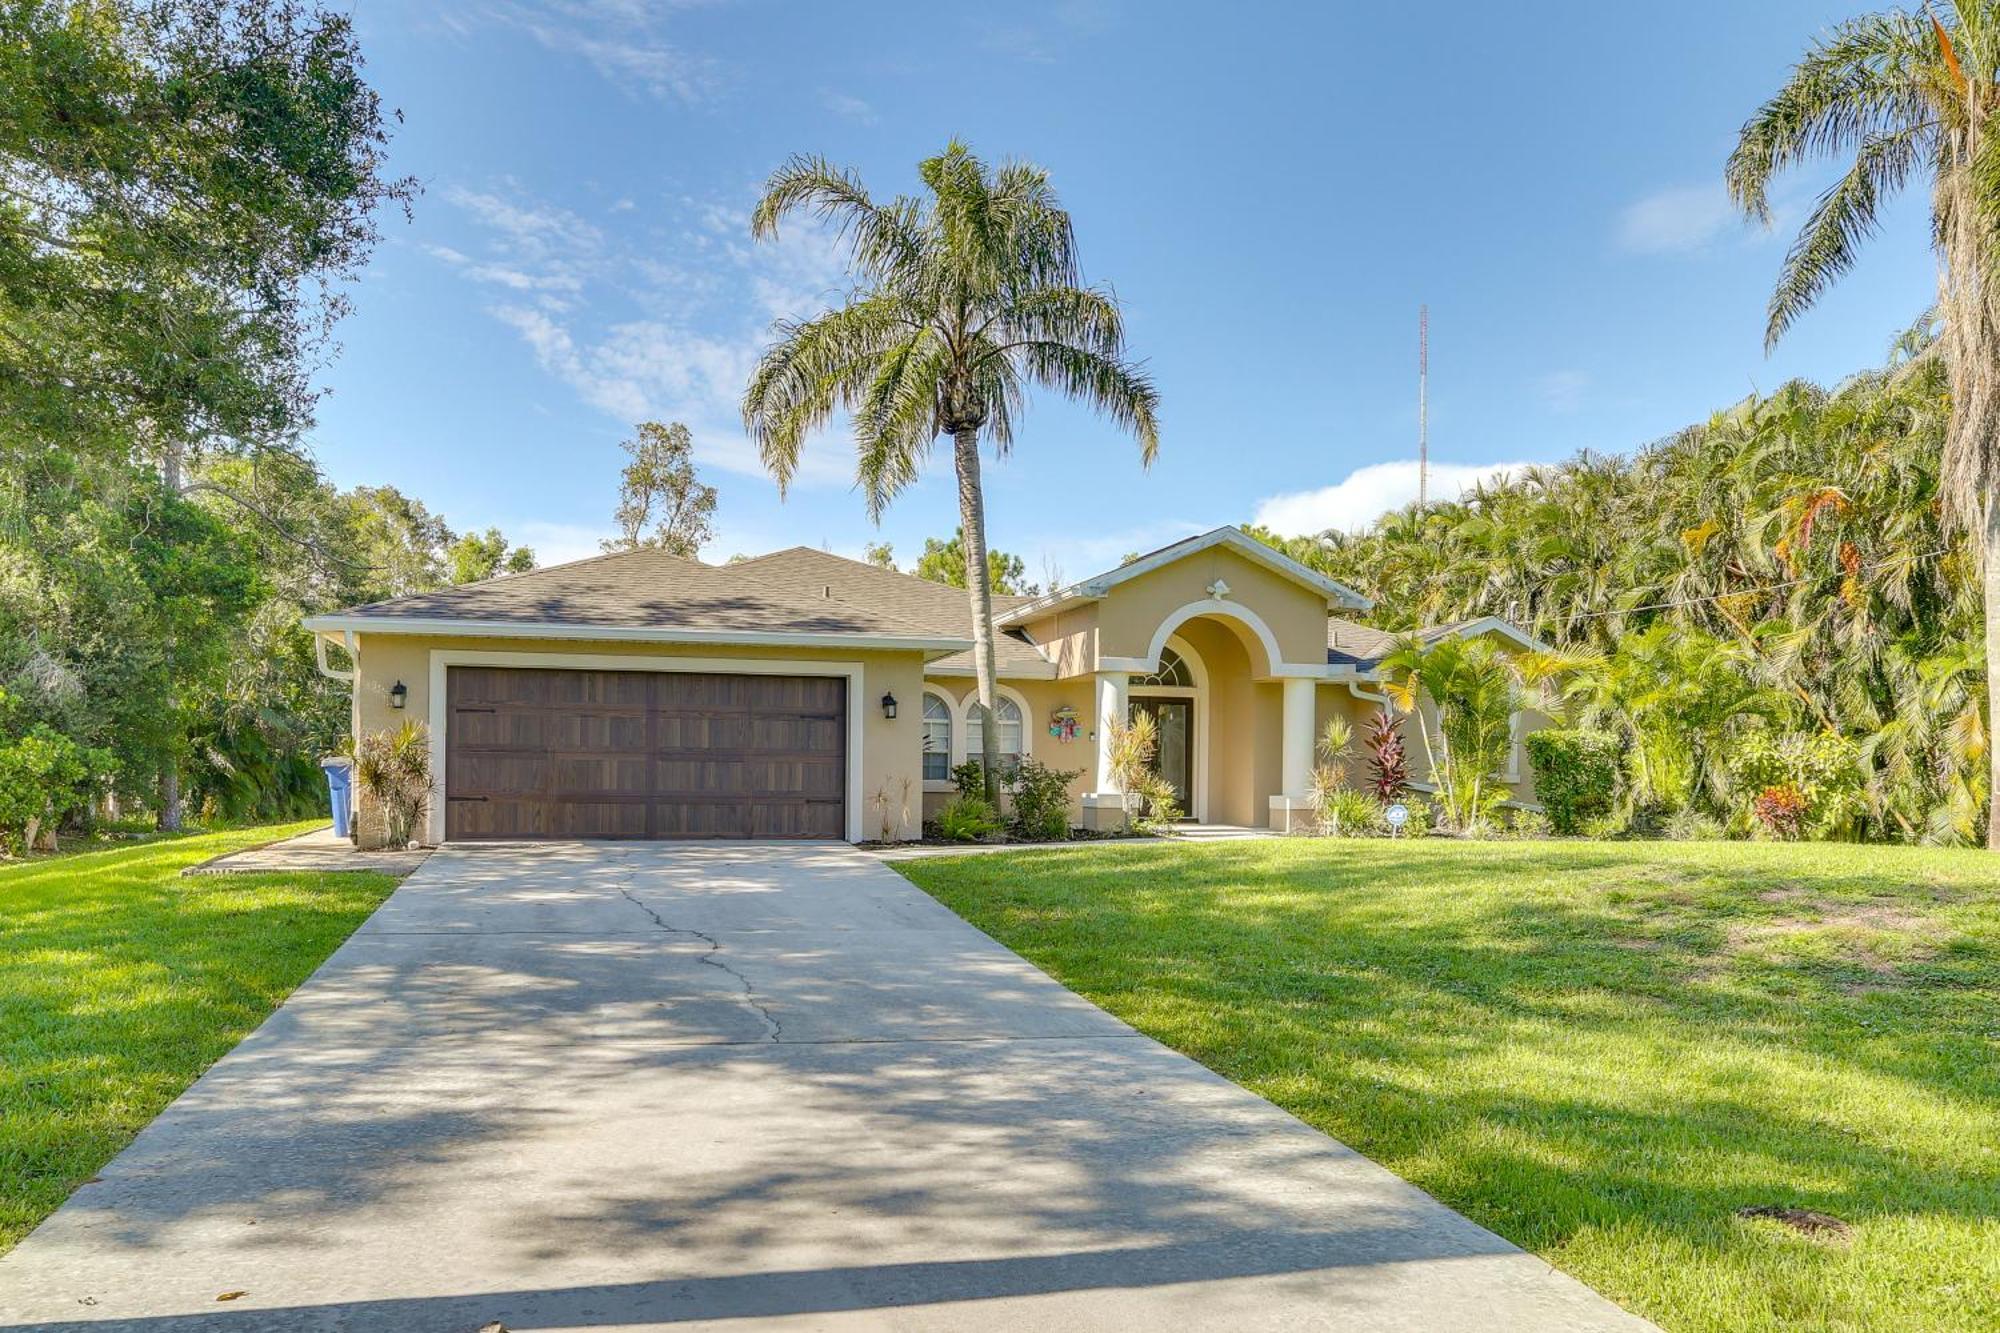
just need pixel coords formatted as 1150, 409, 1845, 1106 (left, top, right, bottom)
303, 526, 1549, 846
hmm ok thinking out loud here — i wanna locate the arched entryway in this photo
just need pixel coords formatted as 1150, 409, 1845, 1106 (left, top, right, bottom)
1087, 601, 1319, 831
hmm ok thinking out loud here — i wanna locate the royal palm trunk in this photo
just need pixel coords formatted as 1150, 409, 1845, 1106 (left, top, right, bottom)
954, 428, 1003, 804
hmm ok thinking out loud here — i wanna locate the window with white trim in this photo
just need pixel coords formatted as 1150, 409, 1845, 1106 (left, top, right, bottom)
922, 692, 953, 782
1131, 646, 1193, 688
966, 696, 1025, 776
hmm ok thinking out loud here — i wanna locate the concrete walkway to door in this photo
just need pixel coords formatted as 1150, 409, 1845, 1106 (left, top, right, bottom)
0, 843, 1653, 1332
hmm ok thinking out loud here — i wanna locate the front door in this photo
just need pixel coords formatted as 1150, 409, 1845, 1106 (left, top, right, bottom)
1130, 697, 1193, 818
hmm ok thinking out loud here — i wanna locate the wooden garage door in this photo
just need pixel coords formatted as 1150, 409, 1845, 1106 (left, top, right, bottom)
445, 667, 846, 841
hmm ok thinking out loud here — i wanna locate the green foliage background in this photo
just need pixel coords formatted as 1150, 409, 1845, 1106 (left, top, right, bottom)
1255, 333, 1986, 842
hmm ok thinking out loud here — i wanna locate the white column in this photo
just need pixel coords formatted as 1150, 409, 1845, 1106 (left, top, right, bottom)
1281, 675, 1317, 797
1094, 670, 1130, 792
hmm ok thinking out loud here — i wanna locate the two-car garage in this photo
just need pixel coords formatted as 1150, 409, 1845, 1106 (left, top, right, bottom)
443, 665, 848, 841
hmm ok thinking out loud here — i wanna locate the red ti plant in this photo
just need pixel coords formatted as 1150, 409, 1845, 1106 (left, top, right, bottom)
1364, 708, 1408, 800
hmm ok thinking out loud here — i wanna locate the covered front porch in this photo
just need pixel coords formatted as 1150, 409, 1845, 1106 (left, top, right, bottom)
1079, 606, 1347, 833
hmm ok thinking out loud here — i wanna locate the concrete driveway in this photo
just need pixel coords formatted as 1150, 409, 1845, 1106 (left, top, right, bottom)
0, 843, 1652, 1331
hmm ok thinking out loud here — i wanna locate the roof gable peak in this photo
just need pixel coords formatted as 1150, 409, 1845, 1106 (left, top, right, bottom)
999, 525, 1371, 626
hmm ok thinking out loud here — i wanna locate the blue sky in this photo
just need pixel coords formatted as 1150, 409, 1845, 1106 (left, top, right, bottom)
321, 0, 1937, 580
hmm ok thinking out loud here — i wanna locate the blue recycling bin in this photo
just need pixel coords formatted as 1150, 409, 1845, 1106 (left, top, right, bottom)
320, 757, 353, 838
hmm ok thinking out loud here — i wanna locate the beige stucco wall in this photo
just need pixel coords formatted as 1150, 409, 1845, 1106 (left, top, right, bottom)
1094, 546, 1333, 673
1017, 604, 1097, 679
347, 632, 928, 846
918, 675, 1095, 820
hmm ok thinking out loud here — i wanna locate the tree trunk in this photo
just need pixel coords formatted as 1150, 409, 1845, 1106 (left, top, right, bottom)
953, 428, 1002, 805
157, 764, 183, 833
1986, 497, 2000, 849
157, 440, 185, 833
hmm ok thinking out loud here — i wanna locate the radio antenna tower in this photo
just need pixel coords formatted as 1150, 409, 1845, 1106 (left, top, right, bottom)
1417, 304, 1430, 511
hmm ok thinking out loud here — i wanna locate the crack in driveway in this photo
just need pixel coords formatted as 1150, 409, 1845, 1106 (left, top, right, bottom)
609, 866, 784, 1043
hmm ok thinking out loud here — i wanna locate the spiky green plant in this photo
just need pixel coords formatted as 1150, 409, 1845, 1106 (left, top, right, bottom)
742, 142, 1159, 802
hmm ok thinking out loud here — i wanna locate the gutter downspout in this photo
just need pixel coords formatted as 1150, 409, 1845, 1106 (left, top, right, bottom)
313, 630, 356, 682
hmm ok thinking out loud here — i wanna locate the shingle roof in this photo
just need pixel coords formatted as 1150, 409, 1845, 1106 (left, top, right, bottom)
1326, 616, 1400, 668
732, 548, 1056, 678
1326, 616, 1548, 669
311, 546, 960, 644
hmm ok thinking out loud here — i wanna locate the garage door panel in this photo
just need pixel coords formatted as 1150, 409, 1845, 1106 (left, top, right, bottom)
660, 673, 750, 709
454, 753, 548, 795
554, 800, 648, 838
653, 798, 749, 839
448, 797, 552, 839
750, 800, 844, 839
542, 712, 649, 751
446, 666, 846, 841
548, 754, 651, 794
658, 715, 752, 750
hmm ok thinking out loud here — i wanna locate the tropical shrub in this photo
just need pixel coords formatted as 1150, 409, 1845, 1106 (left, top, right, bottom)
0, 727, 109, 853
1580, 811, 1631, 839
1523, 729, 1622, 834
1501, 807, 1552, 839
1130, 772, 1182, 833
1391, 795, 1436, 837
1380, 636, 1529, 836
934, 794, 1003, 842
1664, 808, 1727, 841
1318, 787, 1383, 837
1363, 708, 1408, 799
1729, 731, 1863, 840
951, 760, 987, 798
1751, 785, 1809, 840
1317, 716, 1354, 776
1007, 757, 1080, 841
1099, 710, 1163, 830
352, 721, 432, 848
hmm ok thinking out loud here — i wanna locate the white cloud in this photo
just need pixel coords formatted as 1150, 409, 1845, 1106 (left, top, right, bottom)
1252, 459, 1539, 537
1539, 369, 1588, 414
1616, 183, 1740, 255
442, 183, 605, 307
820, 92, 877, 124
432, 179, 864, 490
481, 1, 725, 102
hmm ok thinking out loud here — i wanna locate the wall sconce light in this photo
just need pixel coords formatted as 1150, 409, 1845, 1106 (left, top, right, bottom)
389, 680, 408, 710
880, 691, 898, 720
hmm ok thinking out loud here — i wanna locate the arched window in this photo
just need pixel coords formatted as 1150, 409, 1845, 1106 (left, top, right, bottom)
966, 696, 1025, 776
1132, 645, 1193, 688
922, 693, 953, 782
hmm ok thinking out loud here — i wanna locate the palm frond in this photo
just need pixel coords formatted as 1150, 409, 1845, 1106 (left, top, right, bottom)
1765, 126, 1929, 348
742, 298, 910, 492
750, 154, 922, 281
1017, 342, 1160, 463
1726, 12, 1934, 222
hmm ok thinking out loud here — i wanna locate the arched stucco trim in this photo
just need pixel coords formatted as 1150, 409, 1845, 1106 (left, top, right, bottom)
931, 680, 1035, 764
1138, 599, 1285, 679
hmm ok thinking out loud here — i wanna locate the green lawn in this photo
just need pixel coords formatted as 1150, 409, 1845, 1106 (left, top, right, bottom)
898, 839, 2000, 1333
0, 823, 396, 1251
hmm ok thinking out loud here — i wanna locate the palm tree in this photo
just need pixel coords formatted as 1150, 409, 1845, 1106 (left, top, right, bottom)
1726, 1, 2000, 844
1378, 634, 1535, 835
743, 142, 1160, 801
